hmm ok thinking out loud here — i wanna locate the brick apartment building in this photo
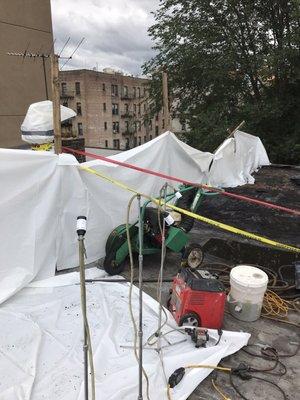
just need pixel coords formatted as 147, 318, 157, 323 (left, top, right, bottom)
59, 69, 167, 150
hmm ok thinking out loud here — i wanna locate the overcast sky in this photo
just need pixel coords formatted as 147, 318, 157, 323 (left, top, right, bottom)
51, 0, 159, 75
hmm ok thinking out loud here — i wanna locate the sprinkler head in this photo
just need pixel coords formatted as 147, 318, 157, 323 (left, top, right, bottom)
77, 216, 87, 237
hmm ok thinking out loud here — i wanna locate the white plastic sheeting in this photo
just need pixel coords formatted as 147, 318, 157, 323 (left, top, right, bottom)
209, 130, 270, 187
0, 131, 269, 300
0, 149, 86, 303
70, 132, 210, 271
0, 268, 250, 400
21, 100, 76, 144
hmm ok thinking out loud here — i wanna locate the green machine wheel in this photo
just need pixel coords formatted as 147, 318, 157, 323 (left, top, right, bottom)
103, 224, 138, 275
103, 249, 127, 275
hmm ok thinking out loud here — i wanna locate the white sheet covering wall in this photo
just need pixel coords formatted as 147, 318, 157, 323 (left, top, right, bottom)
208, 130, 270, 187
0, 149, 86, 303
0, 268, 250, 400
0, 131, 269, 301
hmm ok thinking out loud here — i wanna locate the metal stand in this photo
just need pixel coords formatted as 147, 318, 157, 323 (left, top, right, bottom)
121, 189, 186, 396
78, 235, 89, 400
137, 194, 144, 400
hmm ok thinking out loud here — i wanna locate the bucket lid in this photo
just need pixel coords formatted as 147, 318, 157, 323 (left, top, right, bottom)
230, 265, 268, 288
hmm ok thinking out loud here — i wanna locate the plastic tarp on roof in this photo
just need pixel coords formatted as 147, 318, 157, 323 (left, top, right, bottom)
0, 131, 269, 300
208, 130, 270, 187
0, 268, 250, 400
65, 132, 211, 270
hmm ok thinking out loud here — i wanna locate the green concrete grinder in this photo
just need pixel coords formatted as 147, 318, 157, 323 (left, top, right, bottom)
103, 185, 219, 275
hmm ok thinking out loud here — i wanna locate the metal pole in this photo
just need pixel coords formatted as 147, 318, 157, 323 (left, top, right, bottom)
137, 194, 144, 400
42, 55, 49, 100
78, 235, 89, 400
157, 185, 167, 352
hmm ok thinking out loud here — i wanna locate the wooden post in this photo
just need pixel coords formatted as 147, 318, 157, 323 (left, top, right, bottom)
162, 71, 171, 131
213, 120, 246, 154
51, 54, 62, 154
227, 120, 245, 138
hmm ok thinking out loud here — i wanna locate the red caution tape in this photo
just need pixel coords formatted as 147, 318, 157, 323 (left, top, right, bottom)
63, 147, 300, 217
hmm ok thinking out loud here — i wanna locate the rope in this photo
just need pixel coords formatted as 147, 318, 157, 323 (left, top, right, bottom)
79, 166, 300, 254
63, 146, 300, 216
212, 379, 231, 400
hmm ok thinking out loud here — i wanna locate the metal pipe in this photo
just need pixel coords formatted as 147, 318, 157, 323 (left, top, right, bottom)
79, 235, 89, 400
137, 194, 144, 400
85, 278, 174, 283
157, 184, 167, 353
42, 55, 49, 100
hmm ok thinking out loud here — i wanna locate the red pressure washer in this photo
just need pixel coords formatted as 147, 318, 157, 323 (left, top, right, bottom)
168, 268, 226, 329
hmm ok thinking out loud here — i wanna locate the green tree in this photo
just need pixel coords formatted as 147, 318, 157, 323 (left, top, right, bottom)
144, 0, 300, 163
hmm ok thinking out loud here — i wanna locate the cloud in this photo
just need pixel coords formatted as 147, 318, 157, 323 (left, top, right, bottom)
50, 0, 159, 75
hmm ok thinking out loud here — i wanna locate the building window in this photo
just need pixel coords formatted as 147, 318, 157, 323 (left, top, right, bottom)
105, 140, 108, 148
155, 126, 159, 136
134, 122, 137, 133
133, 87, 136, 98
149, 135, 152, 140
124, 103, 129, 113
63, 101, 68, 107
76, 102, 82, 116
144, 136, 147, 143
149, 120, 153, 130
112, 103, 119, 115
123, 86, 128, 96
138, 121, 141, 131
102, 83, 106, 91
155, 114, 159, 121
111, 84, 118, 96
113, 139, 120, 149
103, 103, 106, 112
125, 138, 129, 149
78, 123, 83, 136
113, 121, 119, 133
138, 104, 141, 115
137, 87, 141, 98
134, 136, 137, 146
61, 82, 67, 94
104, 122, 107, 130
162, 119, 165, 129
133, 104, 137, 114
125, 121, 129, 132
138, 136, 141, 145
75, 82, 81, 95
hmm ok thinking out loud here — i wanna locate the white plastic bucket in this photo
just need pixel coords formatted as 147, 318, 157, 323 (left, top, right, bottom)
228, 265, 268, 322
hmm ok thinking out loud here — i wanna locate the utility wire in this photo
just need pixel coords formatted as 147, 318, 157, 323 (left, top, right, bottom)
59, 37, 71, 56
47, 39, 56, 55
0, 19, 51, 34
60, 37, 85, 69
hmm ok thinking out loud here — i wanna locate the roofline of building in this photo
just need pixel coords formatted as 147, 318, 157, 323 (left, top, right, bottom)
59, 68, 150, 81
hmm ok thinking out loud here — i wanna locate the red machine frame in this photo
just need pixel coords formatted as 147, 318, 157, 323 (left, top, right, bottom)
168, 268, 226, 329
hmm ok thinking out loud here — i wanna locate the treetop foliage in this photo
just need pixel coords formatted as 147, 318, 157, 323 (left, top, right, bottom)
143, 0, 300, 163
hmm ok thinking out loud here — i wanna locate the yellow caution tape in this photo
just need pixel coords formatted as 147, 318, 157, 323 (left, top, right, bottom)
31, 143, 53, 151
80, 166, 300, 254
